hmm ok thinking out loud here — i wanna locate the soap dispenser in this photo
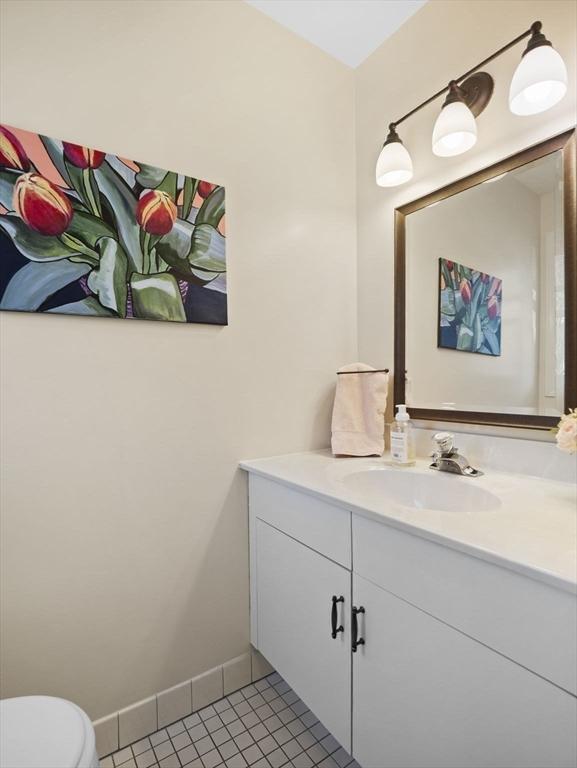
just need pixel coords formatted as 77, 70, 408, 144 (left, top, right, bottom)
390, 404, 416, 466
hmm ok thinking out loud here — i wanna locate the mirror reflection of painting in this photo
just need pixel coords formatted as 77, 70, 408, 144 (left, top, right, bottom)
438, 258, 502, 356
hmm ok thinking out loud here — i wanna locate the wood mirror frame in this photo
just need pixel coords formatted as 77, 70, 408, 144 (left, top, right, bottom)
394, 129, 576, 430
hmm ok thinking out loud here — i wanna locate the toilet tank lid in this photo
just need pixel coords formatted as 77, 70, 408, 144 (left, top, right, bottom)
0, 696, 89, 768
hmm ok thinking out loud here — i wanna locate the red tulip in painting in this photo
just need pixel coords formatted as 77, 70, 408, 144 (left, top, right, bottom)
0, 126, 30, 171
136, 190, 177, 236
14, 173, 74, 236
0, 123, 227, 324
459, 277, 472, 305
197, 181, 217, 199
62, 142, 105, 170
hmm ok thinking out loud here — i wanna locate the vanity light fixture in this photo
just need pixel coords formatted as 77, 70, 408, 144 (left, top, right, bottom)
432, 80, 481, 157
376, 124, 413, 187
376, 20, 567, 187
509, 22, 568, 115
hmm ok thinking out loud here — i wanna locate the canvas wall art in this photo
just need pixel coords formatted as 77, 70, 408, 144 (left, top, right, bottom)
438, 257, 501, 356
0, 124, 226, 324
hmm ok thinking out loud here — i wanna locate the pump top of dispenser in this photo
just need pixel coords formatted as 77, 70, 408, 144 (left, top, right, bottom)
395, 404, 410, 422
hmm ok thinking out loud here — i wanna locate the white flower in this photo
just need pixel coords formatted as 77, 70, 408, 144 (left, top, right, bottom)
555, 410, 577, 455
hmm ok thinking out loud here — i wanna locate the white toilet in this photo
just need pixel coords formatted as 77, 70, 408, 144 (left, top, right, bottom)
0, 696, 99, 768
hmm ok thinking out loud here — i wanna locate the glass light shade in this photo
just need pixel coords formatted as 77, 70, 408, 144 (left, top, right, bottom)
432, 101, 477, 157
375, 140, 413, 187
509, 45, 568, 115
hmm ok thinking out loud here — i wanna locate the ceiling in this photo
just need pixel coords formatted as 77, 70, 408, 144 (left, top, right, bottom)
245, 0, 427, 68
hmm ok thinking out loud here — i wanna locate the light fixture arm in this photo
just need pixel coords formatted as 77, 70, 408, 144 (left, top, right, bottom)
388, 22, 539, 131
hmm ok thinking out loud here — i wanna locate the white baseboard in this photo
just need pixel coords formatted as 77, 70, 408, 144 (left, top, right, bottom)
93, 647, 274, 757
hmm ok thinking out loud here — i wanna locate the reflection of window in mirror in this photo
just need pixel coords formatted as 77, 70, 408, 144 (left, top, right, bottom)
405, 151, 564, 417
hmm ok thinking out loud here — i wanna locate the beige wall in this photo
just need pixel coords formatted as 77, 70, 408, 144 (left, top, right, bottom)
356, 0, 577, 423
0, 0, 356, 719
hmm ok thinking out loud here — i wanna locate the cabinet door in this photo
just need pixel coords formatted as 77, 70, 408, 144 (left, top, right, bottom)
256, 520, 351, 752
352, 575, 577, 768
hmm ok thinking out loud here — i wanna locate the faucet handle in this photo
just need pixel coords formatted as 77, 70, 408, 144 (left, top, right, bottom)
433, 432, 454, 454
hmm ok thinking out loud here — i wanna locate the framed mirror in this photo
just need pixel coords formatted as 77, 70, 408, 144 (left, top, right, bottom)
394, 129, 575, 429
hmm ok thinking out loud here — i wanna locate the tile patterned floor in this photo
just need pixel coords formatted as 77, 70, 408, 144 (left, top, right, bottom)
102, 672, 360, 768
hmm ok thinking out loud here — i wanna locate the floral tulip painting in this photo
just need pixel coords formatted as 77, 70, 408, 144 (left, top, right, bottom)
438, 257, 501, 356
0, 124, 227, 324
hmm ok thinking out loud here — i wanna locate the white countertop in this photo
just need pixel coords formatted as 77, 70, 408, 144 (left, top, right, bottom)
240, 450, 577, 594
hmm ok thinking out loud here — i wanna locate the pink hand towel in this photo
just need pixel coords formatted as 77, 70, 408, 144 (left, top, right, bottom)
331, 363, 389, 457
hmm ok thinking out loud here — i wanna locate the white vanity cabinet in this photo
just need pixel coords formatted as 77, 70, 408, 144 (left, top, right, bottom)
247, 472, 577, 768
353, 574, 576, 768
255, 520, 352, 751
249, 476, 353, 751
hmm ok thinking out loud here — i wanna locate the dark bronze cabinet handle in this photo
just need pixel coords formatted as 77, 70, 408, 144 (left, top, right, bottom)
331, 595, 344, 639
352, 606, 365, 652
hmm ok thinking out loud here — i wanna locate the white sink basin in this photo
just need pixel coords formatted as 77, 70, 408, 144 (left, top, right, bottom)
342, 468, 502, 513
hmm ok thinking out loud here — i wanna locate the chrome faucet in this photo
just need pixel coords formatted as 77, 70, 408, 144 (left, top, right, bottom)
429, 432, 483, 477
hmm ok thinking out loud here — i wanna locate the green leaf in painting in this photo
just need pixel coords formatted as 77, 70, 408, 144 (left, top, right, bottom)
135, 164, 178, 199
484, 328, 500, 355
106, 155, 136, 189
488, 315, 500, 334
39, 135, 72, 186
67, 210, 116, 249
195, 186, 225, 228
189, 223, 226, 273
135, 163, 168, 188
454, 291, 464, 316
156, 171, 177, 199
190, 268, 226, 287
154, 220, 194, 276
469, 276, 484, 320
440, 287, 456, 319
83, 166, 103, 216
46, 297, 114, 316
130, 272, 186, 322
0, 213, 79, 262
94, 161, 143, 272
60, 158, 93, 209
87, 237, 128, 317
0, 259, 90, 311
0, 168, 22, 210
456, 323, 474, 351
473, 312, 484, 352
182, 177, 198, 221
